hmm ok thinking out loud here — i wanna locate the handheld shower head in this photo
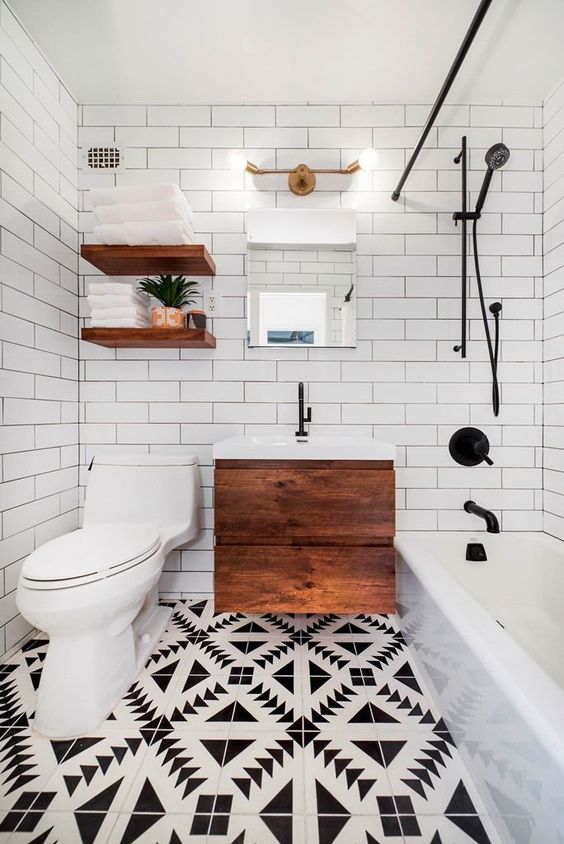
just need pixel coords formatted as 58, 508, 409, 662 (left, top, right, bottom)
475, 142, 511, 214
485, 143, 510, 170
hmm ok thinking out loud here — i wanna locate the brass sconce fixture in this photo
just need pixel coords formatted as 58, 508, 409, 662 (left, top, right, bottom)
228, 148, 378, 196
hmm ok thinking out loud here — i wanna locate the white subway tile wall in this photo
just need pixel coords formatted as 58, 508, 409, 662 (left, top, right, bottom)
0, 2, 552, 653
543, 77, 564, 540
78, 100, 544, 602
0, 0, 79, 654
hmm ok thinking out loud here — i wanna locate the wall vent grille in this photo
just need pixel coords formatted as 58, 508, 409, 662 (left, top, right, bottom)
87, 147, 121, 169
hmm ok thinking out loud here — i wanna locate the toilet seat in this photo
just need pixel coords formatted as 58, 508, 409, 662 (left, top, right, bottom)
22, 524, 160, 590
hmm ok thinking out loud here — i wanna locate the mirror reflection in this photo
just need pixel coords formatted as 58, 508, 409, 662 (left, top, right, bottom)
247, 245, 356, 347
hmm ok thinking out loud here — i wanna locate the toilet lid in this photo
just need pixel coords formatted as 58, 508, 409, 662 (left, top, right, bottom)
23, 524, 160, 582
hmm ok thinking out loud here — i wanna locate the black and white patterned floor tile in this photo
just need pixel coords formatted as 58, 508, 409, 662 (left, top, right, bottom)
0, 600, 501, 844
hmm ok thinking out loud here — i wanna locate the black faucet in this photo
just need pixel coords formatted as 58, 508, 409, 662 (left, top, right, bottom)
464, 500, 500, 533
296, 382, 312, 438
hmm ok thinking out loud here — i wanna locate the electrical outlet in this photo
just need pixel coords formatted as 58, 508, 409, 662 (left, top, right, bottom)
204, 291, 221, 317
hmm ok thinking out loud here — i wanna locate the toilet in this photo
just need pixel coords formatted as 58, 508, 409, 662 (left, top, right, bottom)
16, 453, 201, 738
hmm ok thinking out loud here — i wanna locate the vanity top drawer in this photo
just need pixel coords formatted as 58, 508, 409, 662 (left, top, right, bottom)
214, 464, 394, 546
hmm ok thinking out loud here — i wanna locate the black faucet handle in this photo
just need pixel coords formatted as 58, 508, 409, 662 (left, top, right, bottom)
473, 435, 493, 465
306, 407, 312, 422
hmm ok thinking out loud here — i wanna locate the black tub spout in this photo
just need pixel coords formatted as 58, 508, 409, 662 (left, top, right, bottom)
464, 500, 500, 533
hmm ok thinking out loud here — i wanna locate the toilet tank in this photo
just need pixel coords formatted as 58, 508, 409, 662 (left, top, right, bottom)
83, 454, 200, 542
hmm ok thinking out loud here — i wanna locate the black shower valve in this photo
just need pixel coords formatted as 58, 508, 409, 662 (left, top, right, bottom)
449, 427, 493, 467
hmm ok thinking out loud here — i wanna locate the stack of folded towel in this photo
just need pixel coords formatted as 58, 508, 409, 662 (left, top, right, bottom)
90, 184, 196, 246
88, 281, 151, 328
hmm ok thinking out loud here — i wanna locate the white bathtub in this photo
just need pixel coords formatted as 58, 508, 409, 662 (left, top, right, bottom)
395, 531, 564, 844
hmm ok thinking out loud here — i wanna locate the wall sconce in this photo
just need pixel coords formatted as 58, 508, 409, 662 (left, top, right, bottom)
228, 147, 378, 196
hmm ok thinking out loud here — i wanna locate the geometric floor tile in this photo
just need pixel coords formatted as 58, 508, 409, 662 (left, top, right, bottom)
407, 813, 502, 843
0, 599, 502, 844
3, 811, 120, 844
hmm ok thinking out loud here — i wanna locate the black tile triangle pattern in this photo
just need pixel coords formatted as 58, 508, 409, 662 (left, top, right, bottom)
0, 600, 499, 844
352, 739, 406, 767
316, 781, 351, 844
28, 830, 52, 844
120, 779, 166, 844
201, 738, 255, 766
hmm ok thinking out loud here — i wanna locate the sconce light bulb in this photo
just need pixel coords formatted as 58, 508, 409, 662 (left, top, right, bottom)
358, 147, 379, 171
228, 150, 248, 172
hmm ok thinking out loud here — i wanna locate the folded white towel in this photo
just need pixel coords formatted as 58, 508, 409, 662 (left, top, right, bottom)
88, 293, 150, 309
93, 198, 195, 227
90, 306, 150, 320
93, 223, 129, 246
94, 220, 194, 246
91, 318, 151, 328
90, 184, 187, 209
88, 281, 146, 296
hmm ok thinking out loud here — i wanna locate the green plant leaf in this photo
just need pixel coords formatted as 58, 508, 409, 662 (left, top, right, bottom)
137, 274, 201, 308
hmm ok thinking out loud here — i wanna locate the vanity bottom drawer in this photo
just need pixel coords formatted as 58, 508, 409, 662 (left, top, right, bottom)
214, 545, 395, 614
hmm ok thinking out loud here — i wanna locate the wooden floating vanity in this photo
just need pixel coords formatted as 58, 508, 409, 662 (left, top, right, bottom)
213, 456, 395, 614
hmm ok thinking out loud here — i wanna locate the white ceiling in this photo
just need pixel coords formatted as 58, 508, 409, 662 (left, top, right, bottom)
9, 0, 564, 105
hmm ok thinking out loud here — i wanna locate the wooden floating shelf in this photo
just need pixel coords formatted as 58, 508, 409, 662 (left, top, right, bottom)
80, 244, 216, 276
81, 327, 216, 349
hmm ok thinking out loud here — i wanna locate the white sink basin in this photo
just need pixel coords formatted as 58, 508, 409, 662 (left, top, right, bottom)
213, 434, 395, 461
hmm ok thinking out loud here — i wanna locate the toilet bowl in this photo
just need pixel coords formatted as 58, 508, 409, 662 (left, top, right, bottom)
16, 453, 201, 738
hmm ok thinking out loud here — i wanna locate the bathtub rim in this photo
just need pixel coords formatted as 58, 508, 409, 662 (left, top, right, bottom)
395, 530, 564, 769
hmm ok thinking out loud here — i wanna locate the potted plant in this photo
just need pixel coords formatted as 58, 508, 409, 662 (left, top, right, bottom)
137, 275, 200, 329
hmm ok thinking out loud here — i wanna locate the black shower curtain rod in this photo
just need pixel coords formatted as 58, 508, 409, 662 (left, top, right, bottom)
391, 0, 493, 202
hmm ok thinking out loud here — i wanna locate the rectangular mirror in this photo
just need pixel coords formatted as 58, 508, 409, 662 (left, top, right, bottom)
247, 244, 356, 347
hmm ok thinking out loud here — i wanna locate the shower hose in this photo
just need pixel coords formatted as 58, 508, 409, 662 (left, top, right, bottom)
472, 217, 501, 417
